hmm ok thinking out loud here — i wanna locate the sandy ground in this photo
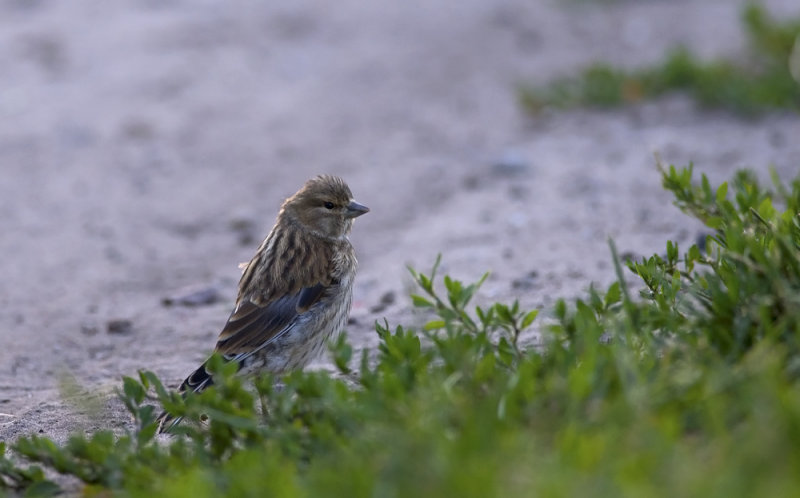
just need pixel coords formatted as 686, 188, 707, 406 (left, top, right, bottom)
2, 0, 800, 445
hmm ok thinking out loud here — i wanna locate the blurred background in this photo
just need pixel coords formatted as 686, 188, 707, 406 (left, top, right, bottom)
1, 0, 799, 438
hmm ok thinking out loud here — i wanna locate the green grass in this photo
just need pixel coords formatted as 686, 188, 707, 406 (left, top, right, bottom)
520, 3, 800, 116
2, 164, 800, 496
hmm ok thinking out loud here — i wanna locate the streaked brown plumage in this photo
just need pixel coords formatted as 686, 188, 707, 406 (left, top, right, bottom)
157, 175, 368, 432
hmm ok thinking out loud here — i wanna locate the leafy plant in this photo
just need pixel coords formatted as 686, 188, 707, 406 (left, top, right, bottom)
519, 3, 800, 116
2, 165, 800, 497
629, 163, 800, 362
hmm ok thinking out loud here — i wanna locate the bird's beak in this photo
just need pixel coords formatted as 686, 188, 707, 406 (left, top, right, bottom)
345, 200, 370, 218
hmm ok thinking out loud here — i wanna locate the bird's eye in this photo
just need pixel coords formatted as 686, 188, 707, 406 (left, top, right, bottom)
324, 201, 335, 209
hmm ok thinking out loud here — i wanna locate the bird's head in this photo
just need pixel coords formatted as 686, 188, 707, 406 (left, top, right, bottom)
282, 175, 369, 239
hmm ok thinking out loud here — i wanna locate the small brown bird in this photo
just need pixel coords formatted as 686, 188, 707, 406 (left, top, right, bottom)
157, 175, 368, 432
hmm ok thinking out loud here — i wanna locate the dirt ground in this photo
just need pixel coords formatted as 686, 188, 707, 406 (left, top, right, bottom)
2, 0, 800, 444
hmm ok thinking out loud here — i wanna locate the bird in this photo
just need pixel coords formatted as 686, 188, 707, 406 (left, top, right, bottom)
156, 175, 369, 432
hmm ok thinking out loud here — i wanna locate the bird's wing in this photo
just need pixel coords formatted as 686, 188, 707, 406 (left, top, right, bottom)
214, 243, 333, 356
213, 293, 308, 355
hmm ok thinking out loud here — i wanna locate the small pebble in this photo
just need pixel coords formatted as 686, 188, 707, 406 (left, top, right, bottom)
491, 149, 530, 176
162, 286, 221, 307
512, 270, 539, 291
107, 319, 133, 335
370, 291, 396, 313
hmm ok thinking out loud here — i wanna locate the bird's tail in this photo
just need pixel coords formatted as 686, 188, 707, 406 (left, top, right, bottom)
156, 362, 215, 434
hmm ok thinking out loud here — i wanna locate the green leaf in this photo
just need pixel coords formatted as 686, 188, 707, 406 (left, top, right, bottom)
23, 479, 61, 497
418, 274, 432, 293
494, 304, 514, 324
423, 320, 446, 331
521, 310, 539, 329
410, 294, 434, 308
476, 306, 487, 325
756, 197, 776, 221
706, 216, 724, 229
122, 376, 144, 405
604, 282, 621, 307
716, 181, 729, 203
